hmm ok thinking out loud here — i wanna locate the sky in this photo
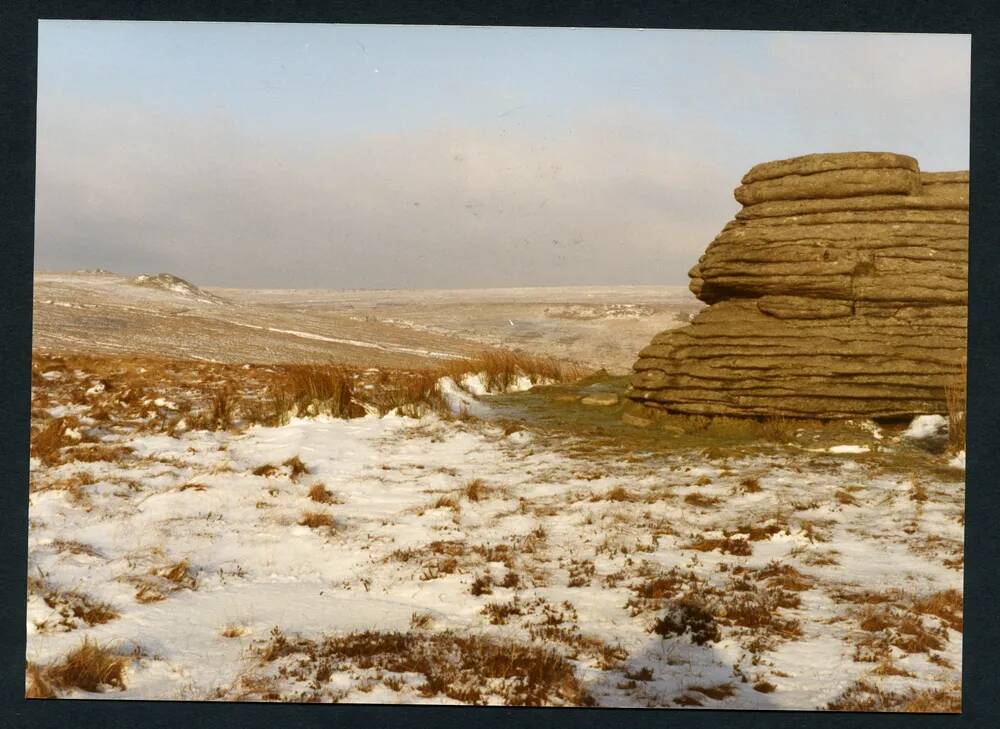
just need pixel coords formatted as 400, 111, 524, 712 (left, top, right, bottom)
34, 22, 971, 289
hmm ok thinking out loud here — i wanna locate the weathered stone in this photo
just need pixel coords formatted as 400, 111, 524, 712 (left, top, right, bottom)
621, 412, 654, 428
740, 151, 919, 184
628, 152, 968, 419
734, 167, 921, 206
581, 393, 620, 406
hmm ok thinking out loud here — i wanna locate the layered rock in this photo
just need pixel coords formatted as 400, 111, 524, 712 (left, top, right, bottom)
629, 152, 968, 419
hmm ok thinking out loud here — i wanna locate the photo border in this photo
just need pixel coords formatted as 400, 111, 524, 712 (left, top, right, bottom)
2, 1, 997, 727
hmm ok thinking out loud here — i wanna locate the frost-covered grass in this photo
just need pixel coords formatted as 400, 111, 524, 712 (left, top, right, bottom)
26, 354, 964, 709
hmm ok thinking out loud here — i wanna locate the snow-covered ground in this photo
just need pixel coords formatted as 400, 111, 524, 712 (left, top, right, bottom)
26, 361, 964, 709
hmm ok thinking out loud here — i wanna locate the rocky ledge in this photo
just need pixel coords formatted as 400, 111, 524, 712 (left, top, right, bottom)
628, 152, 968, 420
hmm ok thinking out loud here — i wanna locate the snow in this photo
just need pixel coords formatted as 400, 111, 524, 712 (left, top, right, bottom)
948, 451, 965, 470
26, 389, 964, 707
903, 414, 948, 440
221, 319, 465, 360
827, 445, 870, 454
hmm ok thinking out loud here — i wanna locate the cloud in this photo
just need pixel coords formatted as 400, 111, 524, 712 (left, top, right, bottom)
34, 99, 738, 288
34, 31, 970, 289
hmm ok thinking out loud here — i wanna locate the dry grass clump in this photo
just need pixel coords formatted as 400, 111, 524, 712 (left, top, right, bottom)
240, 389, 295, 428
912, 589, 963, 633
591, 485, 637, 502
566, 559, 596, 588
133, 559, 198, 603
280, 365, 358, 418
753, 679, 777, 693
252, 463, 280, 477
33, 472, 95, 507
626, 567, 699, 615
66, 443, 134, 463
944, 360, 966, 454
307, 483, 339, 504
685, 535, 753, 556
470, 574, 494, 596
641, 563, 805, 651
191, 387, 237, 431
462, 478, 490, 502
683, 492, 722, 508
25, 663, 55, 699
652, 595, 721, 645
853, 606, 947, 660
51, 539, 103, 558
27, 638, 129, 697
836, 587, 961, 662
370, 370, 446, 417
482, 597, 525, 625
252, 628, 594, 706
688, 683, 737, 700
754, 417, 799, 443
221, 623, 249, 638
29, 577, 119, 632
283, 455, 309, 481
826, 679, 960, 712
410, 611, 434, 630
239, 365, 360, 425
444, 350, 584, 392
31, 417, 79, 465
299, 511, 336, 531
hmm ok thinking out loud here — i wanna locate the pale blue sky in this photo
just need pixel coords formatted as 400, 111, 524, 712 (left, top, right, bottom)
35, 22, 971, 288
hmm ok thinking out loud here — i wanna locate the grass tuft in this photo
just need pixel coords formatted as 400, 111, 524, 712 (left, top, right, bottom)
29, 638, 129, 695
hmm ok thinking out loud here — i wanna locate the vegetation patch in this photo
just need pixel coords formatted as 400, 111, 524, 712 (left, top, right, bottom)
247, 627, 595, 706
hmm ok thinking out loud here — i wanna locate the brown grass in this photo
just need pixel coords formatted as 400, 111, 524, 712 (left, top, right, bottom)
444, 350, 585, 392
28, 639, 129, 696
410, 611, 434, 630
64, 443, 133, 463
688, 683, 736, 700
652, 596, 721, 645
944, 359, 966, 454
31, 417, 78, 464
25, 663, 55, 698
913, 589, 963, 633
307, 483, 337, 504
199, 387, 237, 431
482, 598, 524, 625
299, 511, 335, 530
431, 494, 460, 512
470, 574, 494, 596
29, 577, 119, 631
755, 417, 798, 443
156, 559, 196, 587
685, 535, 752, 555
279, 365, 357, 419
684, 492, 721, 508
283, 455, 309, 481
827, 679, 960, 712
370, 370, 446, 417
462, 478, 489, 502
253, 628, 594, 706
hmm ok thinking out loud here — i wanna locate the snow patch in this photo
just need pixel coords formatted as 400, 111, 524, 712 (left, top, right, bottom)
827, 445, 870, 454
903, 414, 948, 440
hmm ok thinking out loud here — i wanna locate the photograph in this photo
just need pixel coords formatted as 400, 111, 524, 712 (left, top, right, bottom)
25, 21, 969, 710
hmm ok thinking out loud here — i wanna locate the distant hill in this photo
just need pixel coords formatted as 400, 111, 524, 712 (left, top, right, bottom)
130, 273, 228, 305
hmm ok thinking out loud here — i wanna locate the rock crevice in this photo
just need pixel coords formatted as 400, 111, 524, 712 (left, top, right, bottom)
628, 152, 968, 419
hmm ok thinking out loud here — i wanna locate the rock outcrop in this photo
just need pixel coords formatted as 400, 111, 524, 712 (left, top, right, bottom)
628, 152, 968, 419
